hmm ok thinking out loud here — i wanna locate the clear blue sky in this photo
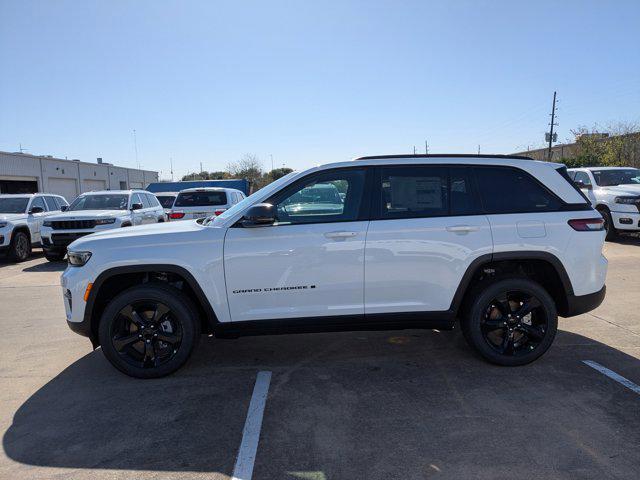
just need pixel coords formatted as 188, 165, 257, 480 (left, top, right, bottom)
1, 0, 639, 179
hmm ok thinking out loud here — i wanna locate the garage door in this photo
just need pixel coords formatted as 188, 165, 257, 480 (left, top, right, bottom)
48, 178, 78, 202
129, 182, 144, 189
83, 179, 106, 192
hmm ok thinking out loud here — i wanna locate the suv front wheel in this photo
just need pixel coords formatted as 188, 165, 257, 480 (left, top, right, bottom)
98, 283, 200, 378
461, 278, 558, 366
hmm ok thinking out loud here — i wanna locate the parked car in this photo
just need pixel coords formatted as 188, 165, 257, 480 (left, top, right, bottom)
62, 155, 607, 378
567, 167, 640, 239
41, 190, 165, 261
155, 192, 178, 217
168, 187, 245, 221
0, 193, 69, 261
147, 179, 251, 196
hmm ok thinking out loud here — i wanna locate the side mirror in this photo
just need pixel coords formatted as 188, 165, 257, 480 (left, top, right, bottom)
575, 181, 592, 190
60, 205, 68, 212
131, 203, 143, 211
29, 206, 45, 214
241, 203, 275, 227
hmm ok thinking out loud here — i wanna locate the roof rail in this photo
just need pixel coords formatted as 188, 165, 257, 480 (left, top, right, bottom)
355, 153, 535, 161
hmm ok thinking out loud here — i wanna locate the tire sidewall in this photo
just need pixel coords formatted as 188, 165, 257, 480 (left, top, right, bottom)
98, 284, 200, 378
463, 278, 558, 366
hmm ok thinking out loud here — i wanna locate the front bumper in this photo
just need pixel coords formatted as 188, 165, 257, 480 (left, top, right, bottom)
61, 264, 97, 344
610, 211, 640, 231
563, 285, 606, 317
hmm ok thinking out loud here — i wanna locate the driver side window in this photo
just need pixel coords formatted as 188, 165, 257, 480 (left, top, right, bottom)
271, 169, 366, 225
574, 171, 591, 186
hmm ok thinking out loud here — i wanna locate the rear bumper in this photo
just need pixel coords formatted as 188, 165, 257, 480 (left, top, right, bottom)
563, 285, 606, 317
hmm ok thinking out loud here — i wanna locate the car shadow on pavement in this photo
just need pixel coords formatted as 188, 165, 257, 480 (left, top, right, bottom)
610, 233, 640, 245
21, 260, 67, 272
3, 329, 640, 478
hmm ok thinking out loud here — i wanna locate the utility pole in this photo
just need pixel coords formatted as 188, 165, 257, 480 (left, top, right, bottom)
425, 141, 429, 154
133, 129, 140, 169
478, 145, 481, 155
270, 154, 274, 173
200, 162, 203, 174
413, 146, 416, 154
170, 158, 174, 181
547, 91, 557, 161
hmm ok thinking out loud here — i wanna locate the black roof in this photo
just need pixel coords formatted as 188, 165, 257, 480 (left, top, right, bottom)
355, 153, 534, 161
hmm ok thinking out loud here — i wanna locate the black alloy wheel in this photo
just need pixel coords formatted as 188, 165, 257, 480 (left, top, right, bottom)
110, 301, 183, 369
462, 278, 558, 366
99, 284, 200, 378
480, 291, 548, 357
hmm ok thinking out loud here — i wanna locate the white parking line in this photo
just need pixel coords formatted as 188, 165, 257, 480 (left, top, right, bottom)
583, 360, 640, 395
232, 371, 272, 480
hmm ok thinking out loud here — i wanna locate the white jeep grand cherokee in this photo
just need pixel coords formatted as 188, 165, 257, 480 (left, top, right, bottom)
567, 167, 640, 239
41, 190, 165, 261
61, 155, 608, 378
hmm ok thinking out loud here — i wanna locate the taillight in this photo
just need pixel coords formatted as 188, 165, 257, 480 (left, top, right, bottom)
169, 212, 185, 219
568, 218, 605, 231
214, 210, 225, 216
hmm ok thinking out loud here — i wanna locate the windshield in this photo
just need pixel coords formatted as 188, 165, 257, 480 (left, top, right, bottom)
174, 191, 227, 207
68, 194, 129, 211
209, 171, 299, 225
592, 169, 640, 187
0, 197, 29, 214
157, 195, 176, 208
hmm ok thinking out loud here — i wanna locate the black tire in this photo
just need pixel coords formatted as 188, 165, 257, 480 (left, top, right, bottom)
44, 251, 66, 262
8, 230, 32, 262
598, 207, 618, 241
98, 283, 200, 378
461, 278, 557, 366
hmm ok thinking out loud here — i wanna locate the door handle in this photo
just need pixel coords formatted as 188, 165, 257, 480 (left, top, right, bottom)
446, 225, 479, 234
324, 231, 358, 239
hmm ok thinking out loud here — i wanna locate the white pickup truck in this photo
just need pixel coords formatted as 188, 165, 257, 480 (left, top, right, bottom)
568, 167, 640, 239
0, 193, 69, 261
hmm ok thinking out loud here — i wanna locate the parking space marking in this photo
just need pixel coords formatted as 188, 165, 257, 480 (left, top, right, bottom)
583, 360, 640, 395
232, 371, 272, 480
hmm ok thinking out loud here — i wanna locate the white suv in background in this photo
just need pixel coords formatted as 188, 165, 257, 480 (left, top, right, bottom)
0, 193, 69, 261
168, 187, 245, 221
568, 167, 640, 239
41, 190, 165, 261
61, 155, 607, 378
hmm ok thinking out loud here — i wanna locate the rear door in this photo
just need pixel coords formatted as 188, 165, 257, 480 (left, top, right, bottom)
365, 165, 493, 314
27, 196, 48, 243
573, 170, 597, 206
224, 167, 370, 322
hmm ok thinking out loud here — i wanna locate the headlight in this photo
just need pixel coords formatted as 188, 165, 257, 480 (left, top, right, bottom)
67, 251, 92, 266
95, 218, 116, 225
614, 196, 640, 204
43, 221, 52, 227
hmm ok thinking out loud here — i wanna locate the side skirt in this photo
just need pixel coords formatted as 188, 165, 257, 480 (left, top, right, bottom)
214, 311, 456, 338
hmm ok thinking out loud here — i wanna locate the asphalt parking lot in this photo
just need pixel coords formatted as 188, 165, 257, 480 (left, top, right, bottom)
1, 239, 640, 480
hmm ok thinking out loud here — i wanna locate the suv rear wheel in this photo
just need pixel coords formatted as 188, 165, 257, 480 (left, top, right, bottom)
461, 278, 558, 366
98, 283, 200, 378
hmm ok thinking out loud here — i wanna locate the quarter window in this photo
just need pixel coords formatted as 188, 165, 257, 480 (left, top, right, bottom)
474, 167, 561, 213
271, 169, 366, 225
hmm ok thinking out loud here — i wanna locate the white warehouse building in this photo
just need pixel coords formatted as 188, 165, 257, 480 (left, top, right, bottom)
0, 151, 159, 201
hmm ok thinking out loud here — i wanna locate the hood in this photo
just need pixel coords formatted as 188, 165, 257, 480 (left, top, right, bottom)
68, 219, 219, 251
0, 213, 27, 222
599, 184, 640, 195
46, 209, 127, 221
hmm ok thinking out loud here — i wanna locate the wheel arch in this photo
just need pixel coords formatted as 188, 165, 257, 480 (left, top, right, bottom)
84, 264, 219, 346
11, 225, 32, 243
451, 251, 574, 318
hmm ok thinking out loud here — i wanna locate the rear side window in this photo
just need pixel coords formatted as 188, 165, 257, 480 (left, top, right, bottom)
174, 191, 227, 207
43, 196, 58, 211
474, 167, 561, 213
380, 166, 448, 218
146, 194, 160, 207
140, 194, 153, 208
450, 167, 482, 216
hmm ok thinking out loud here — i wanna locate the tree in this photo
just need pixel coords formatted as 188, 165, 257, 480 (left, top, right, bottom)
568, 122, 640, 168
180, 170, 230, 181
267, 167, 293, 182
227, 154, 266, 190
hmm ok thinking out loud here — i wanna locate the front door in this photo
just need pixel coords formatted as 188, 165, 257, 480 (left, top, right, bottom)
224, 168, 369, 322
